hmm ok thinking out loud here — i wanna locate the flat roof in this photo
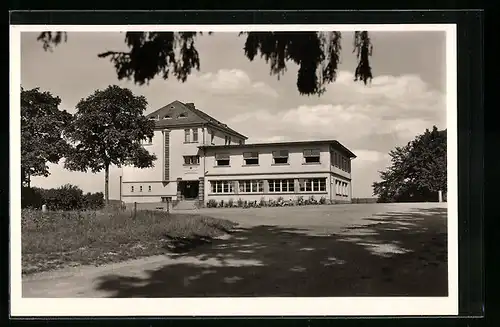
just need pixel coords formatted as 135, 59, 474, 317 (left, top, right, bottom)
199, 139, 357, 158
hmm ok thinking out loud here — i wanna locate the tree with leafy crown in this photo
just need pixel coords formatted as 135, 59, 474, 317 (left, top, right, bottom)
21, 87, 72, 187
37, 31, 373, 96
372, 126, 447, 203
64, 85, 157, 204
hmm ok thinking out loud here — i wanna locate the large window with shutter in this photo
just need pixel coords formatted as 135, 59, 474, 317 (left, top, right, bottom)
215, 153, 230, 166
303, 149, 321, 163
243, 152, 259, 165
272, 150, 289, 164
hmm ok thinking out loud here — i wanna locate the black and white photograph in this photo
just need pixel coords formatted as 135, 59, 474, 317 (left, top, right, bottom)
10, 23, 458, 316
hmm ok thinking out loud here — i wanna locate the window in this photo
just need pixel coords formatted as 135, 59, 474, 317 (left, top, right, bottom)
243, 152, 259, 165
268, 179, 295, 193
224, 135, 229, 145
192, 128, 198, 142
335, 180, 348, 196
239, 180, 264, 193
210, 180, 234, 194
299, 178, 326, 192
272, 150, 289, 164
178, 113, 187, 118
163, 115, 171, 119
210, 130, 215, 144
303, 149, 321, 163
184, 129, 190, 143
215, 153, 230, 166
131, 186, 134, 193
139, 185, 143, 192
148, 185, 152, 192
228, 137, 232, 145
184, 155, 200, 165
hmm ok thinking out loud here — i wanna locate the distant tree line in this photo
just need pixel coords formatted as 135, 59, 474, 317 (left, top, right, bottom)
22, 184, 105, 211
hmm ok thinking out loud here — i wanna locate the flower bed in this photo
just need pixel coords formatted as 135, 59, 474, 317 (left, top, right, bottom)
205, 195, 337, 209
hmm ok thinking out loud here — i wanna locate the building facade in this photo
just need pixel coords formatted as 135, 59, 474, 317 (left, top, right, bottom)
121, 101, 356, 207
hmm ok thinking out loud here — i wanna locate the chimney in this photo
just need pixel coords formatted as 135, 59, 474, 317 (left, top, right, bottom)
185, 102, 195, 109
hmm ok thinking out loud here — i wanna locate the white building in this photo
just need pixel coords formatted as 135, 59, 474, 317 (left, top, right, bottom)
121, 101, 356, 208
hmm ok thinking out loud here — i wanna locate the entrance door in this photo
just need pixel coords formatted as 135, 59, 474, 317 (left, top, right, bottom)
180, 181, 199, 200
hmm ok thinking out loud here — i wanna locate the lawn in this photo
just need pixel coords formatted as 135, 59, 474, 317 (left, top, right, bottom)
21, 209, 236, 275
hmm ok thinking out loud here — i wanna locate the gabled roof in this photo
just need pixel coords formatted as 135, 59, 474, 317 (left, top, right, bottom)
146, 100, 247, 139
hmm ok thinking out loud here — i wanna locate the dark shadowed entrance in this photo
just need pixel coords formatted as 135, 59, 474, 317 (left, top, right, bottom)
179, 181, 199, 200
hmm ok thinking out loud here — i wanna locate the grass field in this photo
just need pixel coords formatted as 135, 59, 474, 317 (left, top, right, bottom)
21, 209, 236, 275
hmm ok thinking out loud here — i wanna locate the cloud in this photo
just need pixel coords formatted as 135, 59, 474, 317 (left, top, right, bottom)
197, 69, 279, 98
353, 150, 390, 163
229, 71, 446, 147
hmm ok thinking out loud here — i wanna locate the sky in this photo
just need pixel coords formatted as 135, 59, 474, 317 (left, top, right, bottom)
20, 30, 447, 199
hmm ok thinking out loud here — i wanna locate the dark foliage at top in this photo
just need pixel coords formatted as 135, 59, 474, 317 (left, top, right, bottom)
37, 31, 373, 96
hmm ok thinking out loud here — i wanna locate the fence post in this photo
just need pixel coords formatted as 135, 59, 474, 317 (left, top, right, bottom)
133, 202, 137, 218
438, 190, 443, 203
166, 198, 170, 215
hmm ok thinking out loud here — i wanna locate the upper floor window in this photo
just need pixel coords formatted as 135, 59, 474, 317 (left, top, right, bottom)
163, 115, 171, 119
224, 135, 229, 145
303, 149, 321, 163
178, 113, 187, 118
139, 185, 143, 192
184, 155, 200, 165
243, 152, 259, 165
148, 185, 152, 192
131, 186, 134, 193
215, 153, 230, 166
192, 128, 198, 142
184, 129, 190, 143
272, 150, 289, 164
210, 131, 215, 144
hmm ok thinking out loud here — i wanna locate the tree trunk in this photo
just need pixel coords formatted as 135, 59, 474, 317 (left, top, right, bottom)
104, 164, 109, 205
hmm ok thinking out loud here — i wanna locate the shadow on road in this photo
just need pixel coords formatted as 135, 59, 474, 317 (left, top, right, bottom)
94, 207, 448, 297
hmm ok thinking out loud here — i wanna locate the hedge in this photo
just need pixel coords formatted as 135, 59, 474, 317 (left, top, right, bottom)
21, 184, 105, 211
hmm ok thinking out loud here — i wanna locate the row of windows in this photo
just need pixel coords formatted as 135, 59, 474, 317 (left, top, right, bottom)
215, 149, 321, 166
130, 185, 152, 193
210, 178, 328, 194
331, 151, 351, 173
335, 180, 349, 197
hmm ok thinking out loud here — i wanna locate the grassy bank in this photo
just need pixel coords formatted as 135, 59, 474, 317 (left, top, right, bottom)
21, 209, 236, 275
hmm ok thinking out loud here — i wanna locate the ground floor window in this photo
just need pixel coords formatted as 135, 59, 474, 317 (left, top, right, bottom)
268, 179, 295, 192
210, 180, 234, 194
239, 180, 264, 193
335, 180, 349, 196
299, 178, 326, 192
